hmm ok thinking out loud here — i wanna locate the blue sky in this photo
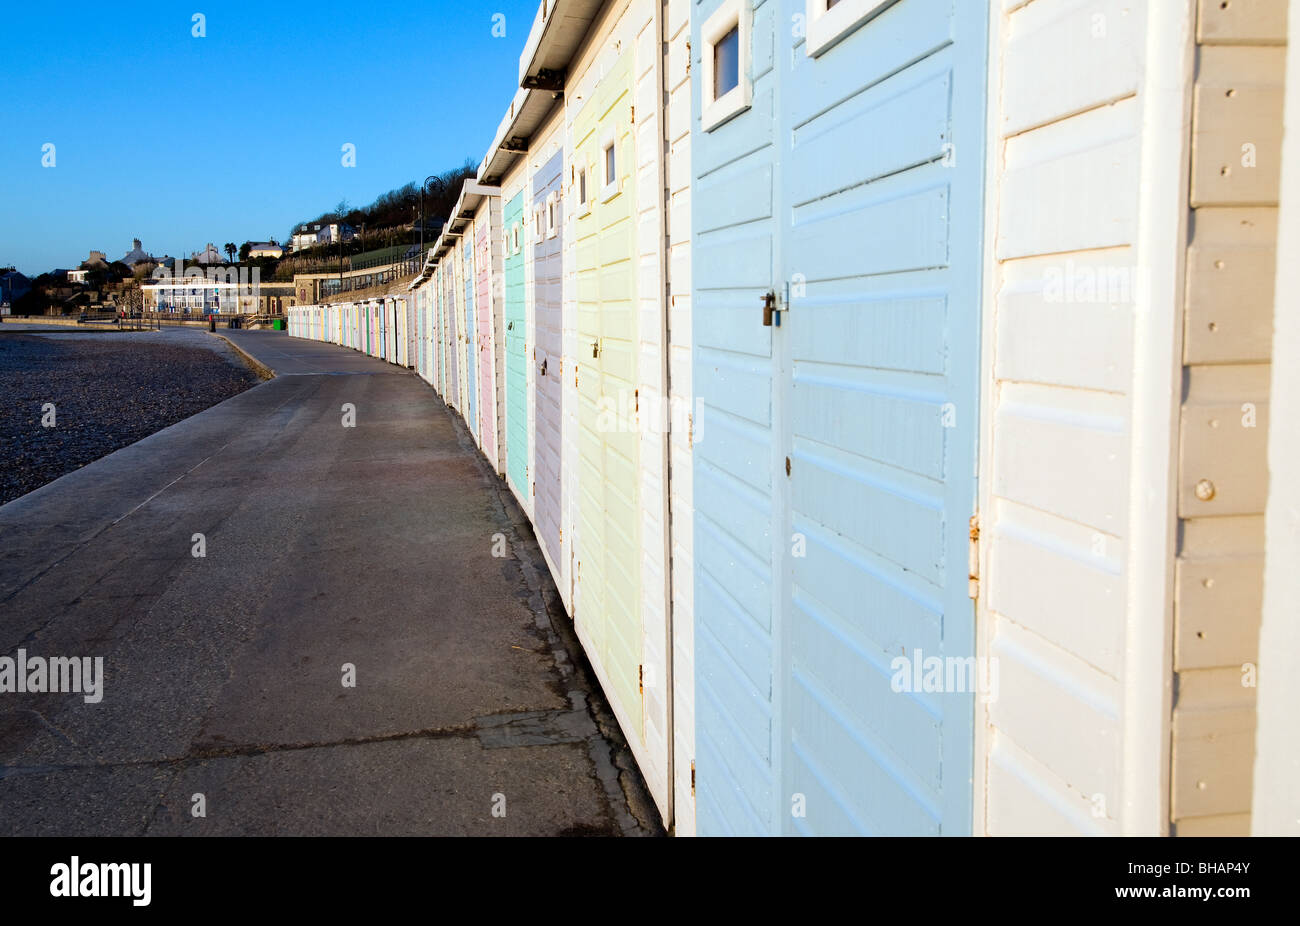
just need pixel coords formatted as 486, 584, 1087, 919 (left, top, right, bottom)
0, 1, 539, 275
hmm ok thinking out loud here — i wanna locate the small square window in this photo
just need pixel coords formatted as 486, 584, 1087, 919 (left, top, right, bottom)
701, 0, 752, 132
546, 192, 559, 239
714, 26, 740, 98
600, 131, 619, 201
577, 166, 592, 217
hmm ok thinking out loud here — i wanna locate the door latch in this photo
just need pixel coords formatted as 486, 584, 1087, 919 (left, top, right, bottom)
762, 290, 777, 327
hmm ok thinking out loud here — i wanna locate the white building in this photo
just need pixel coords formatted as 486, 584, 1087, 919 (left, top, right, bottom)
141, 279, 247, 314
247, 242, 284, 259
291, 223, 356, 252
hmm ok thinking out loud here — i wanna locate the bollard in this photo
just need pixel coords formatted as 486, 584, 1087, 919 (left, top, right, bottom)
209, 315, 216, 333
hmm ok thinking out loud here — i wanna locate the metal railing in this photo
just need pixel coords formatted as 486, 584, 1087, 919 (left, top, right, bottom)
318, 257, 420, 297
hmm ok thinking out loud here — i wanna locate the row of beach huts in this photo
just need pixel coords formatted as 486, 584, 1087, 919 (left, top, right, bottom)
287, 0, 1300, 836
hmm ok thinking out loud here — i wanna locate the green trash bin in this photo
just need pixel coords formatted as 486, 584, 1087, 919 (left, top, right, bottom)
272, 319, 285, 331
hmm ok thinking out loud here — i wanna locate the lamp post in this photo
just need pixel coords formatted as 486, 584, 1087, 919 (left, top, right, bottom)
332, 216, 346, 300
419, 175, 445, 264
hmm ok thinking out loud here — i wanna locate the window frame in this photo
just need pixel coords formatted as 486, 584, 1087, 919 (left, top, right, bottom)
546, 190, 560, 239
576, 164, 592, 217
804, 0, 892, 58
600, 130, 619, 202
700, 0, 752, 132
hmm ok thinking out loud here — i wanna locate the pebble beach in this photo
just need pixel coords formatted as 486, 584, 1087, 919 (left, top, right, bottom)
0, 329, 262, 505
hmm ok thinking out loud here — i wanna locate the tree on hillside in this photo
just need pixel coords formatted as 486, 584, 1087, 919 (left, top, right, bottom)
238, 242, 252, 262
224, 243, 237, 263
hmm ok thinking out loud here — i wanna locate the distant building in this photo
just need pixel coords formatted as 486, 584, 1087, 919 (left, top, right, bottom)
0, 270, 31, 304
67, 251, 110, 284
189, 243, 224, 265
291, 226, 319, 252
291, 223, 357, 253
141, 278, 300, 316
142, 279, 240, 315
247, 242, 284, 259
318, 223, 356, 246
120, 238, 154, 267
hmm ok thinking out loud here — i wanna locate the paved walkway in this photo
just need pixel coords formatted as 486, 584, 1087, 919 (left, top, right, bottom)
0, 330, 658, 836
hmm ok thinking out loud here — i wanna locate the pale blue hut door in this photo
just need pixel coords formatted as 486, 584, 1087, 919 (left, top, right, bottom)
693, 0, 987, 836
690, 0, 786, 837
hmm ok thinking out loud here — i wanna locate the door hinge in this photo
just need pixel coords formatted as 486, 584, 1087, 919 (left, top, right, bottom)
690, 761, 696, 796
638, 664, 644, 696
968, 513, 980, 600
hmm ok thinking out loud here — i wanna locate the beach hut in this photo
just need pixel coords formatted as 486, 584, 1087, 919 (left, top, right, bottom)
477, 197, 506, 474
390, 296, 402, 367
405, 294, 414, 368
977, 0, 1290, 838
688, 0, 990, 836
446, 181, 506, 470
480, 91, 540, 515
462, 238, 477, 437
441, 244, 459, 411
687, 0, 1294, 839
521, 106, 568, 602
497, 0, 693, 825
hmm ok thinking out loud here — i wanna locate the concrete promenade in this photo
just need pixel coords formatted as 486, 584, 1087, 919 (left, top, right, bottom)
0, 330, 658, 835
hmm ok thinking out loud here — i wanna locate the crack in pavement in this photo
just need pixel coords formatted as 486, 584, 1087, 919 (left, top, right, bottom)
0, 707, 609, 779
